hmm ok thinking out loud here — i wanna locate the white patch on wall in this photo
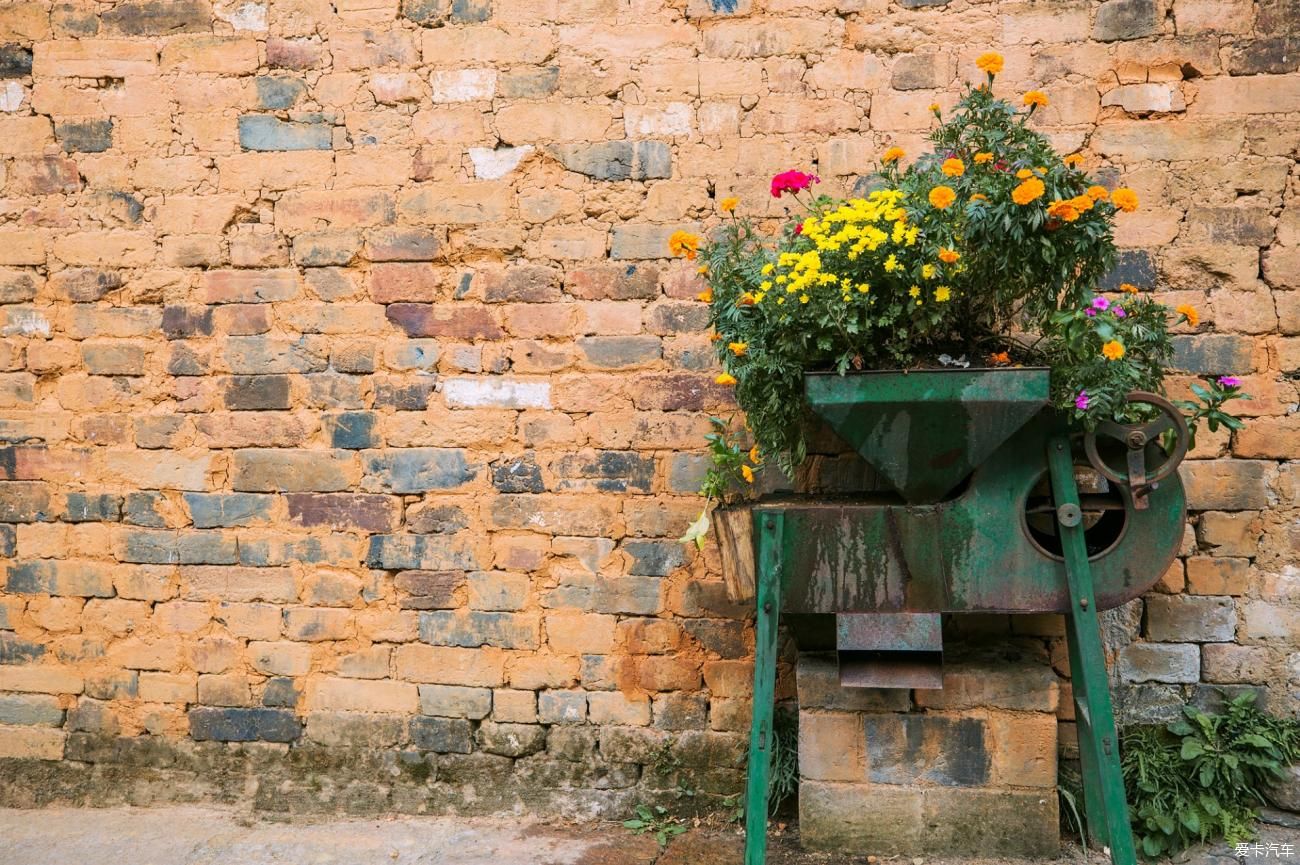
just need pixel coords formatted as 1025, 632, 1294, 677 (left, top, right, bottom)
2, 310, 51, 337
624, 103, 693, 137
469, 146, 533, 180
216, 1, 268, 31
429, 70, 497, 103
443, 377, 551, 409
0, 82, 25, 113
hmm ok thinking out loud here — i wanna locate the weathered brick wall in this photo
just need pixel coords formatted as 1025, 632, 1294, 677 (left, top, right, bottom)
0, 0, 1296, 816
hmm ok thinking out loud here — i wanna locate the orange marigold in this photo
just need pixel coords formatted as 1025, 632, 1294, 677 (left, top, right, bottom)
737, 292, 756, 306
697, 288, 713, 303
881, 146, 905, 164
970, 193, 988, 202
974, 152, 994, 164
668, 230, 700, 260
1023, 90, 1049, 108
1101, 340, 1126, 361
938, 247, 960, 264
941, 158, 965, 177
1119, 283, 1139, 294
1063, 153, 1085, 167
975, 51, 1004, 75
749, 445, 762, 465
715, 372, 737, 385
1087, 184, 1109, 201
741, 464, 755, 483
928, 185, 956, 209
1112, 187, 1139, 212
1176, 304, 1200, 327
1011, 177, 1046, 205
727, 341, 748, 356
988, 351, 1011, 366
1016, 168, 1034, 180
1070, 194, 1094, 213
1046, 200, 1080, 222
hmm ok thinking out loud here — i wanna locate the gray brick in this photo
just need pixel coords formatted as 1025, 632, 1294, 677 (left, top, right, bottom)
0, 693, 64, 726
450, 0, 491, 21
292, 231, 360, 267
225, 375, 290, 410
546, 574, 663, 616
56, 119, 113, 153
401, 0, 447, 24
498, 66, 558, 99
305, 711, 405, 747
418, 684, 492, 718
1171, 335, 1255, 376
366, 534, 478, 571
418, 610, 540, 650
0, 44, 33, 78
124, 492, 168, 527
188, 707, 302, 742
865, 715, 989, 786
238, 116, 332, 152
5, 560, 114, 597
1119, 642, 1200, 683
553, 451, 654, 494
623, 540, 687, 576
490, 455, 544, 493
409, 715, 472, 753
538, 690, 587, 724
232, 449, 356, 493
547, 141, 672, 182
224, 336, 328, 374
653, 693, 708, 731
0, 481, 52, 522
326, 412, 379, 449
102, 0, 210, 35
0, 632, 46, 664
255, 76, 306, 109
64, 493, 122, 523
184, 493, 275, 529
577, 336, 661, 368
363, 448, 475, 493
1093, 0, 1158, 41
477, 721, 546, 757
1146, 595, 1236, 643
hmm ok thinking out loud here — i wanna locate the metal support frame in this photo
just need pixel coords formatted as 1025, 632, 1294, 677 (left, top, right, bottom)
742, 439, 1142, 865
744, 511, 782, 865
1047, 435, 1138, 865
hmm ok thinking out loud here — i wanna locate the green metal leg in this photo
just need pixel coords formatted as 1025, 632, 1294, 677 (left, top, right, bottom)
1047, 437, 1138, 865
744, 512, 783, 865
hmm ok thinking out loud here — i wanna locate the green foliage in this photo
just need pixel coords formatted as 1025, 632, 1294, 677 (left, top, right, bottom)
767, 707, 799, 816
678, 417, 762, 548
1121, 692, 1300, 859
680, 58, 1249, 475
1173, 376, 1252, 451
622, 804, 688, 846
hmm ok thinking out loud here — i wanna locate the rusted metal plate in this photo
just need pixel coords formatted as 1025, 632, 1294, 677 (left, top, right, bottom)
756, 411, 1185, 615
804, 368, 1050, 504
836, 612, 941, 652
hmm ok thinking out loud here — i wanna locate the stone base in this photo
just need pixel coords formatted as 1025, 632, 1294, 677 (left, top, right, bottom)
796, 645, 1061, 858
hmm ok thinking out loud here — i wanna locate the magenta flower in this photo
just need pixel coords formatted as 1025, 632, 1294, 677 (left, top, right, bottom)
1217, 376, 1241, 388
1113, 306, 1126, 318
771, 170, 820, 198
1085, 308, 1097, 317
1091, 296, 1110, 312
1075, 391, 1090, 410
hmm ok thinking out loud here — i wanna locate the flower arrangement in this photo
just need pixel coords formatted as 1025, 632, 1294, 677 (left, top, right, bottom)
672, 53, 1248, 530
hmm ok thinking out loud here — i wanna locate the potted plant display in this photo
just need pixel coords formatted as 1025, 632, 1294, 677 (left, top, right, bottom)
673, 52, 1248, 575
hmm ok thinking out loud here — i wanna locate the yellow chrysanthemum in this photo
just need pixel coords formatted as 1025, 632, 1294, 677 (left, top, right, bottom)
1101, 340, 1126, 361
941, 158, 965, 177
922, 264, 937, 279
1023, 90, 1048, 108
1112, 187, 1139, 212
929, 185, 956, 209
741, 464, 754, 484
1064, 154, 1086, 167
697, 288, 712, 302
1012, 177, 1045, 205
719, 196, 739, 212
668, 230, 700, 260
974, 152, 994, 164
938, 247, 960, 264
935, 286, 951, 302
881, 146, 905, 164
715, 372, 737, 385
975, 51, 1004, 75
728, 341, 748, 356
1176, 304, 1200, 327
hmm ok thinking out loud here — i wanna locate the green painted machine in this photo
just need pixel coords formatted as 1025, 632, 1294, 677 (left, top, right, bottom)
743, 368, 1191, 865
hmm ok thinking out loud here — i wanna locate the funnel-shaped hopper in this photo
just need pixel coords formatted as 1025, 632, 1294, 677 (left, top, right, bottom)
805, 368, 1049, 503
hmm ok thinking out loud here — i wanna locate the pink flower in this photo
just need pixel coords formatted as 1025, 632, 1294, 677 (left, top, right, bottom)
1114, 306, 1126, 318
1217, 376, 1241, 388
1085, 308, 1097, 317
1091, 296, 1110, 312
1075, 391, 1090, 410
771, 170, 820, 198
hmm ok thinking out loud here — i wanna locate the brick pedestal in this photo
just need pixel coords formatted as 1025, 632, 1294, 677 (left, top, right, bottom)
797, 645, 1061, 858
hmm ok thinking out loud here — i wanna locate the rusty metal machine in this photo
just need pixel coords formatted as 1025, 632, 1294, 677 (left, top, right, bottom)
743, 368, 1191, 865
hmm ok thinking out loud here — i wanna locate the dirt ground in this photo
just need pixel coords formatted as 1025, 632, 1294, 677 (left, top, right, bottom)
0, 806, 1294, 865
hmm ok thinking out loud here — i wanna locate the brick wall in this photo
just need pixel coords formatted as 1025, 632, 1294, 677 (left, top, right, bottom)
0, 0, 1297, 816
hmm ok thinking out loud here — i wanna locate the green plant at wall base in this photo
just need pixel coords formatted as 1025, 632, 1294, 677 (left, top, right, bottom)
1121, 693, 1300, 859
668, 51, 1249, 484
1172, 375, 1252, 451
679, 417, 762, 549
623, 804, 688, 846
